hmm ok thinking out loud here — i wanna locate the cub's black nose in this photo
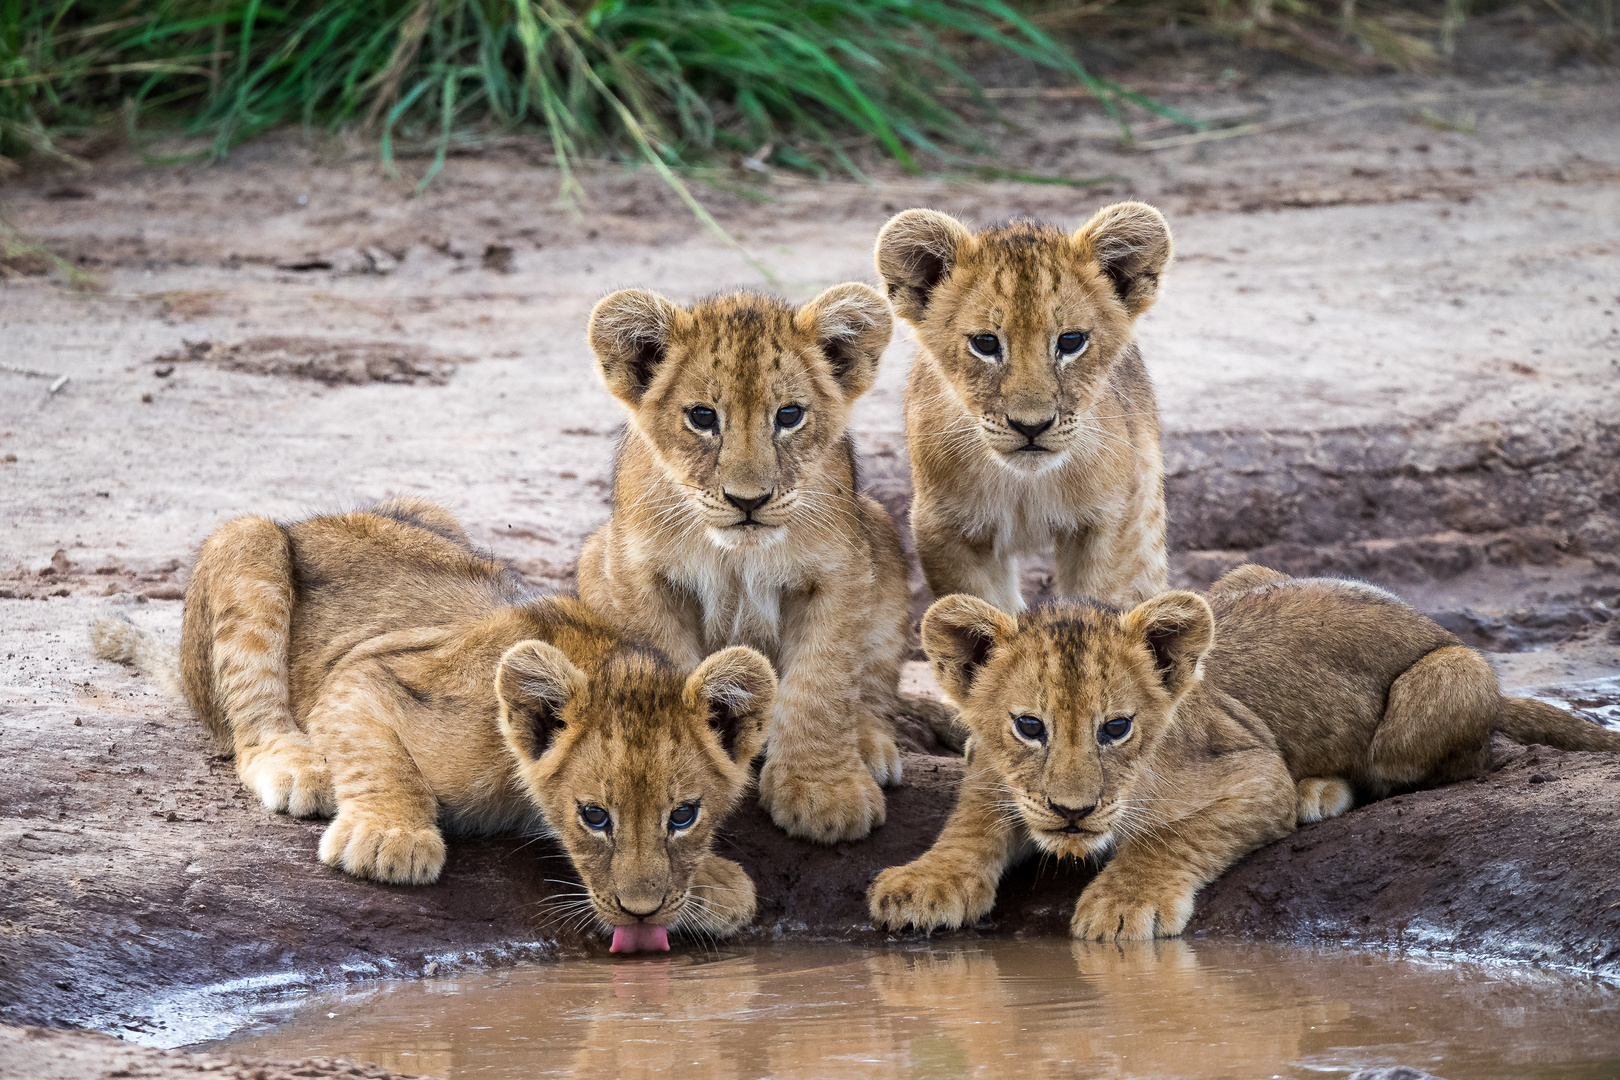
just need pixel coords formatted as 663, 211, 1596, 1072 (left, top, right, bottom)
724, 491, 772, 515
1047, 799, 1096, 822
1007, 415, 1055, 442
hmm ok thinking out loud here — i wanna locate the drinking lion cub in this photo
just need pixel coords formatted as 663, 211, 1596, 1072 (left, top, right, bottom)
91, 498, 775, 950
870, 565, 1620, 940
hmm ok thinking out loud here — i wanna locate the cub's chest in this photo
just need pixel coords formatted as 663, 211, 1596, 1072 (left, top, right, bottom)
665, 550, 810, 657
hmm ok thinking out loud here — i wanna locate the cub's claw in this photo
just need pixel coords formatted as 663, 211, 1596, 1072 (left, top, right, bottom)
319, 813, 446, 885
858, 713, 903, 787
1070, 876, 1196, 942
238, 734, 334, 818
868, 858, 995, 933
759, 759, 884, 843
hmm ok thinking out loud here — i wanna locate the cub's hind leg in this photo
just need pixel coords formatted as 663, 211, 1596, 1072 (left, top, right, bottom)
1366, 645, 1496, 797
307, 668, 445, 885
1294, 777, 1354, 824
183, 516, 333, 817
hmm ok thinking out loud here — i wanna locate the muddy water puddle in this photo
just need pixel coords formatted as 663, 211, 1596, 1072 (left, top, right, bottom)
210, 940, 1619, 1079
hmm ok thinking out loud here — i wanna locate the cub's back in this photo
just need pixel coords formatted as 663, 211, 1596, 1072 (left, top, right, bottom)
286, 507, 525, 711
1206, 577, 1461, 772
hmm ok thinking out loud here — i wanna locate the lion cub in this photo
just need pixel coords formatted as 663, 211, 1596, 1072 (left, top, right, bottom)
875, 203, 1173, 612
92, 498, 775, 949
870, 565, 1620, 941
578, 285, 951, 844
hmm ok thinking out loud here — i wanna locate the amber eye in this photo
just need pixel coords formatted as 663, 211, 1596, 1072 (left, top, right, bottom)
1013, 714, 1046, 742
969, 333, 1002, 359
1099, 716, 1133, 744
775, 405, 804, 429
687, 406, 718, 431
1057, 330, 1090, 356
668, 803, 699, 830
579, 804, 611, 830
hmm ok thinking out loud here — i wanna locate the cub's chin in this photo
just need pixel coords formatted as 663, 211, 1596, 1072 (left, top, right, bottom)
705, 522, 788, 550
994, 445, 1069, 475
1029, 824, 1115, 860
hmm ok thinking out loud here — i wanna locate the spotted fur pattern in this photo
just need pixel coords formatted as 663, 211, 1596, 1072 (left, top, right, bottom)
875, 203, 1173, 612
104, 499, 777, 941
579, 285, 957, 844
869, 565, 1619, 941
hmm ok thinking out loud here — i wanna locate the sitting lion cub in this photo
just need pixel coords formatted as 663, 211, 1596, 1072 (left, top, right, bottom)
870, 564, 1620, 941
875, 203, 1174, 612
91, 498, 775, 950
578, 285, 953, 844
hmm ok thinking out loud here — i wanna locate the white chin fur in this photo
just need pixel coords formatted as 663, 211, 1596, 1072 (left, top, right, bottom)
705, 525, 786, 550
994, 448, 1070, 475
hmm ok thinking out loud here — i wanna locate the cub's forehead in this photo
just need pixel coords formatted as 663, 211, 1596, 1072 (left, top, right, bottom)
948, 223, 1098, 327
664, 294, 822, 393
997, 607, 1132, 698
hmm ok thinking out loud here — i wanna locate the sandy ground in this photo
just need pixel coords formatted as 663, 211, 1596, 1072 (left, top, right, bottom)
1, 60, 1618, 1072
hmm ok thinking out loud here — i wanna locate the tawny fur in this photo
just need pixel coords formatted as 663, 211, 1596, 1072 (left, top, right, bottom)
875, 204, 1173, 612
578, 285, 957, 844
91, 498, 776, 941
870, 564, 1620, 941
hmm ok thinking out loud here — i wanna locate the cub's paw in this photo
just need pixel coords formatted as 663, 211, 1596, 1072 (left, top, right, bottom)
758, 759, 884, 843
1070, 876, 1196, 942
1296, 777, 1354, 824
858, 712, 903, 787
868, 859, 995, 933
238, 734, 334, 818
677, 855, 757, 937
318, 812, 445, 885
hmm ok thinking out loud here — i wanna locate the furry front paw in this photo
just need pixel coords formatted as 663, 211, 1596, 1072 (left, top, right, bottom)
858, 713, 903, 787
758, 758, 884, 843
238, 734, 334, 818
1070, 876, 1196, 942
318, 812, 445, 885
868, 858, 996, 932
676, 855, 757, 937
1296, 777, 1354, 824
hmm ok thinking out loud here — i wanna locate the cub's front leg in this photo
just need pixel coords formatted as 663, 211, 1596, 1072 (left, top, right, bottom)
912, 496, 1022, 614
305, 670, 446, 886
868, 759, 1021, 932
759, 586, 885, 843
675, 853, 757, 938
1070, 749, 1295, 941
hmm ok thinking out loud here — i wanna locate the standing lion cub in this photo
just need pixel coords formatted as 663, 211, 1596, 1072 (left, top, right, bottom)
578, 285, 953, 844
92, 498, 776, 950
876, 203, 1173, 612
870, 565, 1620, 941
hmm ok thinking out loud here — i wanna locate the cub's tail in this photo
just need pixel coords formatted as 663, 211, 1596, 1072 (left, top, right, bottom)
90, 611, 183, 699
1496, 695, 1620, 753
894, 693, 969, 754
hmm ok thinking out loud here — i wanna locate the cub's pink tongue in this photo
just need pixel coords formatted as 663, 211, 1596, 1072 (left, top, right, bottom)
610, 924, 670, 954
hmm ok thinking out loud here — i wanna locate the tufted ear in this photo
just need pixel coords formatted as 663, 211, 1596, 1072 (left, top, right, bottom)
1122, 591, 1213, 701
496, 640, 588, 764
588, 289, 685, 406
685, 646, 776, 764
795, 282, 892, 400
874, 209, 973, 323
1073, 201, 1173, 318
921, 594, 1018, 706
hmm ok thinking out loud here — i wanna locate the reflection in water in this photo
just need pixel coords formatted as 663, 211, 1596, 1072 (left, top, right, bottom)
214, 940, 1620, 1080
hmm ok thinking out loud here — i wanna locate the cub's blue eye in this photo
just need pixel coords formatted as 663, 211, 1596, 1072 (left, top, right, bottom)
668, 803, 699, 829
969, 333, 1001, 358
775, 405, 804, 429
1099, 716, 1133, 744
1013, 714, 1046, 741
1057, 330, 1089, 355
579, 804, 611, 830
687, 406, 718, 431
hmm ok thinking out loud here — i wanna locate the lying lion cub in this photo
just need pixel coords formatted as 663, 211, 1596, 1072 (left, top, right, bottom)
870, 564, 1619, 941
579, 285, 955, 844
91, 498, 775, 950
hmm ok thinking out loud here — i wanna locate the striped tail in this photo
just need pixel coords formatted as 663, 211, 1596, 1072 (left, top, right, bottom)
1496, 695, 1620, 752
89, 611, 184, 698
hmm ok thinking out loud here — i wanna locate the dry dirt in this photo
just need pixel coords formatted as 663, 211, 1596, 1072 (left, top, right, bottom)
2, 60, 1619, 1076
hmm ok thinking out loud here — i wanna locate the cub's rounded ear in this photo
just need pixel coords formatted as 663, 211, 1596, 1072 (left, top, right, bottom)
1073, 201, 1173, 318
496, 640, 588, 764
588, 289, 685, 407
874, 209, 973, 323
921, 594, 1018, 706
796, 282, 892, 400
686, 646, 777, 764
1122, 591, 1213, 700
